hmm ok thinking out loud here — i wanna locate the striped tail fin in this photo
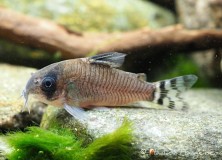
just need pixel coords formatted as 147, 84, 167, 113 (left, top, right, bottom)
152, 75, 198, 110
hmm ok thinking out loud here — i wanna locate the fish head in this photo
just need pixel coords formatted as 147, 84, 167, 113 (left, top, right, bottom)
22, 63, 65, 109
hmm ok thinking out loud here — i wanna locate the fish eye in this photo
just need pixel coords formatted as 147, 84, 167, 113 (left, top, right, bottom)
41, 77, 56, 92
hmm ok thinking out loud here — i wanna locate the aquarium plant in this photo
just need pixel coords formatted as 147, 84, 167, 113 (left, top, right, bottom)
5, 120, 134, 160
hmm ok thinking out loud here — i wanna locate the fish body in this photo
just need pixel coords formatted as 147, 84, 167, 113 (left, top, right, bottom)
23, 52, 198, 121
64, 59, 154, 108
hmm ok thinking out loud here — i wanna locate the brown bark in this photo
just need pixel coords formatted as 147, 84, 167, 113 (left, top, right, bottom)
0, 7, 222, 59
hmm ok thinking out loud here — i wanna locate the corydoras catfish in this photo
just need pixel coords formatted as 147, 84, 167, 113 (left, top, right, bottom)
22, 52, 198, 121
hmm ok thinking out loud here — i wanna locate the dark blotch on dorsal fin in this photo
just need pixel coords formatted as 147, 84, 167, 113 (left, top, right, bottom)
89, 52, 126, 68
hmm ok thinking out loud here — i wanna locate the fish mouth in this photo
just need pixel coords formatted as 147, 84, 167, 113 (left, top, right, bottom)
22, 74, 35, 113
21, 89, 30, 113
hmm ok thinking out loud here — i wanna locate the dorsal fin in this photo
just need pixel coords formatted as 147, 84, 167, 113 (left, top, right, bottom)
88, 52, 126, 68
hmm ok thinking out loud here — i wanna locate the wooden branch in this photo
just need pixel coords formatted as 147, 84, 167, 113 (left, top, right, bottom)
0, 7, 222, 59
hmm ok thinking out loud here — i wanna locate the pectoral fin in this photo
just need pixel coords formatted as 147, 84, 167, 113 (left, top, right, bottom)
89, 52, 126, 68
64, 104, 87, 122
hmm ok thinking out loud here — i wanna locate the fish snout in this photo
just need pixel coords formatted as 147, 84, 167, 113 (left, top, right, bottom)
22, 76, 40, 112
25, 75, 42, 94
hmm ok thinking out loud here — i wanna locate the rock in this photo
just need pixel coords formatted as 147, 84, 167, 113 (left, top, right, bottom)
1, 0, 175, 32
41, 89, 222, 159
0, 64, 46, 131
176, 0, 222, 87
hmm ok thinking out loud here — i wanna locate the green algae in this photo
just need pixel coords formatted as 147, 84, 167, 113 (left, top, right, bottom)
40, 106, 92, 144
5, 120, 134, 160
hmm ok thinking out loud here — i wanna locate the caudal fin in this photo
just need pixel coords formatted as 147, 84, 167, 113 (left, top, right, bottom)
152, 75, 198, 110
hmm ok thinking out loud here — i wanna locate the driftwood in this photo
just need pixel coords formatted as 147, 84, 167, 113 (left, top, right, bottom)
0, 7, 222, 59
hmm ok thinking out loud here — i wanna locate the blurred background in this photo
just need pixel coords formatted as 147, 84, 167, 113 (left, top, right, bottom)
0, 0, 221, 88
1, 1, 222, 159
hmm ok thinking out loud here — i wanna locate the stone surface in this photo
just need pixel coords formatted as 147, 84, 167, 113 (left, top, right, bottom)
41, 89, 222, 159
0, 63, 35, 118
1, 63, 222, 159
0, 63, 46, 131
